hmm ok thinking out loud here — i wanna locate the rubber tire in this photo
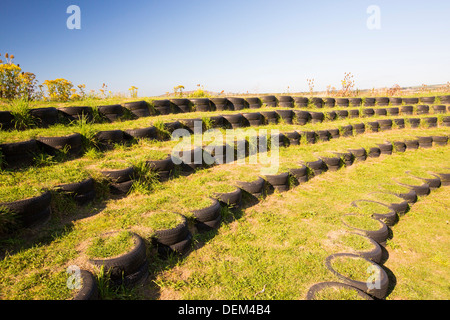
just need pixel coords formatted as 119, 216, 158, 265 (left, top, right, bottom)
88, 233, 147, 281
324, 253, 389, 299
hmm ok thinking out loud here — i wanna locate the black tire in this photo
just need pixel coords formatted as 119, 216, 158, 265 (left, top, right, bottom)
393, 141, 406, 153
341, 214, 389, 245
236, 177, 265, 196
351, 199, 398, 226
375, 97, 389, 106
88, 232, 147, 281
348, 109, 360, 118
154, 214, 189, 246
58, 106, 93, 121
324, 98, 336, 108
73, 189, 96, 206
125, 126, 157, 139
374, 108, 387, 116
348, 148, 367, 161
321, 155, 341, 171
416, 105, 429, 115
192, 199, 221, 223
265, 172, 289, 187
393, 118, 405, 129
306, 159, 325, 175
336, 98, 349, 107
284, 131, 301, 145
405, 139, 419, 150
98, 104, 124, 122
316, 130, 330, 142
29, 107, 58, 127
276, 110, 293, 124
101, 166, 134, 183
432, 135, 448, 146
37, 133, 83, 156
367, 121, 379, 132
72, 269, 99, 300
155, 105, 172, 115
403, 97, 419, 104
260, 111, 278, 124
353, 123, 365, 134
336, 110, 348, 119
401, 105, 414, 115
420, 96, 435, 104
311, 97, 323, 108
334, 151, 354, 167
0, 191, 52, 228
395, 181, 430, 197
122, 101, 148, 110
227, 98, 245, 110
293, 97, 309, 107
389, 97, 402, 106
417, 136, 433, 148
434, 172, 450, 186
196, 215, 222, 233
353, 233, 384, 264
171, 99, 191, 113
95, 130, 125, 144
306, 281, 374, 300
407, 118, 421, 128
364, 98, 376, 107
97, 104, 124, 115
432, 105, 446, 114
241, 112, 261, 121
0, 111, 14, 130
279, 101, 294, 108
326, 111, 337, 120
55, 177, 95, 196
122, 101, 150, 118
422, 117, 438, 128
110, 180, 134, 195
213, 187, 242, 208
0, 139, 39, 168
293, 110, 310, 125
377, 142, 393, 155
367, 147, 381, 158
301, 131, 317, 144
146, 156, 174, 172
340, 125, 353, 137
395, 189, 418, 204
261, 95, 277, 102
406, 172, 441, 189
222, 114, 244, 126
152, 99, 170, 107
310, 111, 324, 123
349, 98, 363, 106
289, 165, 308, 182
324, 253, 389, 299
328, 128, 340, 139
386, 107, 399, 116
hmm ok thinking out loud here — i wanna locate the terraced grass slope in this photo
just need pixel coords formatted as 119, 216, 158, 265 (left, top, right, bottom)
0, 94, 449, 300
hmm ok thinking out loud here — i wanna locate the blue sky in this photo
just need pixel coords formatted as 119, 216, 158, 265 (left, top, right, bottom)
1, 0, 450, 97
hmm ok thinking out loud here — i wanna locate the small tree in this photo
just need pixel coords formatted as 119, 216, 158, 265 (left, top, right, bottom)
339, 72, 355, 97
43, 78, 74, 101
306, 78, 315, 97
174, 85, 185, 97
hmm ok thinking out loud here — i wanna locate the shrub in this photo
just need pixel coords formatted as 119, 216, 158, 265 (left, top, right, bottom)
43, 78, 73, 101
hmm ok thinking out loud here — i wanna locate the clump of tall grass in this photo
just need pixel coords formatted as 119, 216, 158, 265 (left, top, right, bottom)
8, 99, 36, 130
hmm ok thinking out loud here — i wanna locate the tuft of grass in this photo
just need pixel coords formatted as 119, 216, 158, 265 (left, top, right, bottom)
86, 230, 135, 259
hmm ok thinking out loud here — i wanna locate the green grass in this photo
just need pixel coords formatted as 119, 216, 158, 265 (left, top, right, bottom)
0, 110, 448, 300
330, 255, 376, 281
383, 187, 450, 300
86, 231, 135, 259
312, 285, 367, 300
